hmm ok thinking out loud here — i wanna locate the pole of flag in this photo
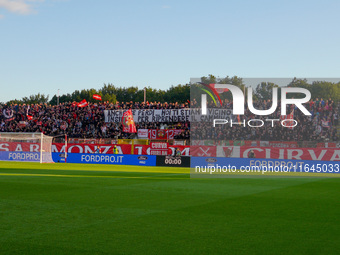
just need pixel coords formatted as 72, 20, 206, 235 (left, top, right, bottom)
144, 87, 146, 103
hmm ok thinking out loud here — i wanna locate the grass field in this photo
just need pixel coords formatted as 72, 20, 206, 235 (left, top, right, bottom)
0, 162, 339, 255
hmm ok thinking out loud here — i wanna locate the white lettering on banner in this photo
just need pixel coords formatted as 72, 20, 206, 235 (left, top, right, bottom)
52, 144, 64, 153
134, 146, 143, 155
151, 142, 168, 149
243, 148, 264, 158
0, 143, 9, 151
138, 129, 148, 138
308, 150, 327, 161
8, 152, 39, 160
150, 142, 169, 155
265, 148, 285, 159
84, 145, 94, 154
287, 149, 303, 160
330, 151, 340, 161
15, 144, 23, 152
30, 144, 39, 152
80, 155, 124, 163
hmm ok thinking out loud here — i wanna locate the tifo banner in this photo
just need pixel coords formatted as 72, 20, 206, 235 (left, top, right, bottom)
137, 129, 184, 139
104, 109, 235, 123
105, 109, 190, 123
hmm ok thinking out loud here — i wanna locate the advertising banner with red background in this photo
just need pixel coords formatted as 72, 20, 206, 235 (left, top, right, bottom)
191, 145, 340, 161
1, 142, 339, 160
239, 146, 340, 161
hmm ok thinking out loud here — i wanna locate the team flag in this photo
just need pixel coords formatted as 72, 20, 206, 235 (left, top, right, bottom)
27, 115, 33, 120
122, 109, 137, 133
78, 99, 88, 107
2, 108, 14, 121
93, 94, 102, 101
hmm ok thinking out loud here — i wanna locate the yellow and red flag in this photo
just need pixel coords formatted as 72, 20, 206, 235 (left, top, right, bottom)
122, 109, 137, 133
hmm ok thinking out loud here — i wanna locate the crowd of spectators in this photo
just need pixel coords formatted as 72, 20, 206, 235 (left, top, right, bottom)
0, 101, 190, 140
0, 98, 338, 142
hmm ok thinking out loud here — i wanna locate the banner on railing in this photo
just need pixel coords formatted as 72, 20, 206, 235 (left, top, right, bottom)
191, 145, 340, 161
52, 153, 156, 166
137, 129, 184, 139
1, 141, 339, 161
104, 108, 236, 123
105, 109, 191, 123
150, 142, 169, 155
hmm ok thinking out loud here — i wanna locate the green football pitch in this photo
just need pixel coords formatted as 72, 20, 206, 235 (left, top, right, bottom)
0, 162, 339, 255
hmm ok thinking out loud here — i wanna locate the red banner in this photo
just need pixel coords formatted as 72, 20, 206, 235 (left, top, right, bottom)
150, 142, 169, 155
53, 143, 132, 154
1, 142, 339, 160
0, 142, 40, 152
191, 145, 217, 157
239, 146, 340, 161
147, 129, 184, 139
133, 145, 190, 156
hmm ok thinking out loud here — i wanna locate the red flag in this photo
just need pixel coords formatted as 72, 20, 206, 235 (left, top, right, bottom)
122, 109, 137, 133
93, 94, 102, 101
71, 102, 77, 107
78, 99, 88, 107
27, 115, 33, 120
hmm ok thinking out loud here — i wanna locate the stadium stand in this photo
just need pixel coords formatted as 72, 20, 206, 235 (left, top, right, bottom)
0, 98, 338, 143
